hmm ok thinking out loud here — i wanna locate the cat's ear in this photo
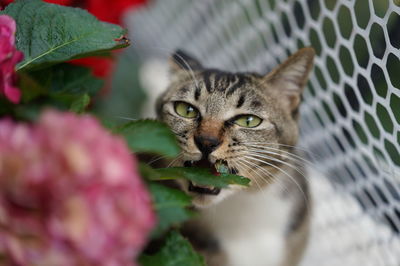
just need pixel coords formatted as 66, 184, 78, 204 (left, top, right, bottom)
169, 50, 203, 74
262, 48, 315, 111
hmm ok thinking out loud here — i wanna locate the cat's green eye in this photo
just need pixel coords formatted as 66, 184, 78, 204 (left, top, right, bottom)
174, 102, 199, 118
234, 115, 262, 128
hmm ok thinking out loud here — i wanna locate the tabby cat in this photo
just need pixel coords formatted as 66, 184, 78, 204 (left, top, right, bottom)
156, 48, 315, 266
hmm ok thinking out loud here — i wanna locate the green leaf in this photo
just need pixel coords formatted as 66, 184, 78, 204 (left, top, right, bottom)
94, 51, 147, 123
151, 167, 250, 188
139, 163, 163, 180
70, 94, 90, 113
139, 231, 205, 266
115, 120, 180, 157
148, 182, 195, 238
34, 64, 103, 96
18, 72, 47, 102
2, 0, 129, 71
20, 64, 103, 102
0, 98, 41, 122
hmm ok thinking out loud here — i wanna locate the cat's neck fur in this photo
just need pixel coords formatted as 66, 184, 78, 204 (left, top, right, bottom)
184, 159, 310, 266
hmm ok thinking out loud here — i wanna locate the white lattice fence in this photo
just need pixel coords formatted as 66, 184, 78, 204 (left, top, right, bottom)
126, 0, 400, 265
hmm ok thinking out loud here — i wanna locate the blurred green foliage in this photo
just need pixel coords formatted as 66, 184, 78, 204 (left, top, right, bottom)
94, 49, 147, 124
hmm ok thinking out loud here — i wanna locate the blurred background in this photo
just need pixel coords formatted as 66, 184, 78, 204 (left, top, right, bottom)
97, 0, 400, 265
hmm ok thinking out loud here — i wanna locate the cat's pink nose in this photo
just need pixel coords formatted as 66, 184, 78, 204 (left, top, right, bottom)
194, 135, 222, 157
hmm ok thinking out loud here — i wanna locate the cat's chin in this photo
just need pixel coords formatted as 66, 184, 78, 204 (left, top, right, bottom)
190, 191, 232, 208
178, 179, 236, 208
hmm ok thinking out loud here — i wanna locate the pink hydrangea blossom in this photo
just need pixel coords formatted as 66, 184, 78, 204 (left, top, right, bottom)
0, 15, 23, 104
0, 110, 156, 265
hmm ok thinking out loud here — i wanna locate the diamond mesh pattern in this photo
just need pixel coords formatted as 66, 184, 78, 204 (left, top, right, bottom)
127, 0, 400, 264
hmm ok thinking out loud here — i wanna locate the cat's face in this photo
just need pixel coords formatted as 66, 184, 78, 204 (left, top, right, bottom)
157, 48, 314, 208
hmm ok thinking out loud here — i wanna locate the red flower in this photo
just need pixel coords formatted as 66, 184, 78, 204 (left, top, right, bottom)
0, 15, 23, 104
0, 0, 12, 10
2, 0, 147, 24
86, 0, 146, 24
70, 56, 115, 79
80, 0, 147, 78
44, 0, 73, 5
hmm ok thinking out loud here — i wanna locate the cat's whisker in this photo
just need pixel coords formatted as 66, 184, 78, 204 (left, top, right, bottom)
242, 141, 320, 160
147, 155, 164, 165
243, 155, 310, 209
230, 160, 253, 181
247, 147, 291, 161
246, 153, 312, 205
234, 159, 272, 189
246, 150, 309, 179
245, 149, 320, 183
239, 160, 301, 208
243, 154, 305, 185
245, 144, 317, 168
236, 158, 288, 194
169, 128, 182, 135
248, 150, 301, 167
143, 45, 201, 89
238, 159, 293, 200
234, 160, 266, 194
114, 116, 139, 122
147, 154, 170, 166
166, 153, 184, 168
236, 158, 274, 182
233, 159, 261, 180
242, 141, 299, 149
237, 159, 274, 186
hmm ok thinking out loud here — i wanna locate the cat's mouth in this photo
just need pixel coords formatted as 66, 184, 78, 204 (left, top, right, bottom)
184, 159, 229, 195
188, 181, 221, 195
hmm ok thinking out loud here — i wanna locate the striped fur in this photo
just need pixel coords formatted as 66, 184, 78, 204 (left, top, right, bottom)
157, 48, 315, 266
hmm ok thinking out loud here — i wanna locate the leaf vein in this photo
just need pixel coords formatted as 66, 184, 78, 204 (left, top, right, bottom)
17, 30, 100, 71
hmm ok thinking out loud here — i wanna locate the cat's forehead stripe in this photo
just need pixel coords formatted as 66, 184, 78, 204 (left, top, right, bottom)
214, 72, 225, 90
251, 100, 262, 108
194, 85, 201, 100
179, 86, 189, 94
200, 70, 252, 96
202, 70, 213, 92
176, 86, 190, 98
236, 93, 246, 108
226, 75, 249, 96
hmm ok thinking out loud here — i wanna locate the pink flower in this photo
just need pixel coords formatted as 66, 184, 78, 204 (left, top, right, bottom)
0, 110, 156, 265
0, 15, 23, 104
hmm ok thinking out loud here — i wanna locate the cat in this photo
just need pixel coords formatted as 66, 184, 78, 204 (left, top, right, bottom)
156, 47, 315, 266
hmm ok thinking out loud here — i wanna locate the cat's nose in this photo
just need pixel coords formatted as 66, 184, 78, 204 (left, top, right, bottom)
194, 135, 222, 156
